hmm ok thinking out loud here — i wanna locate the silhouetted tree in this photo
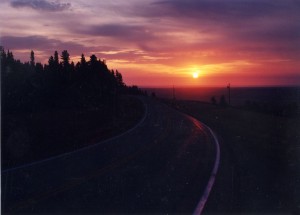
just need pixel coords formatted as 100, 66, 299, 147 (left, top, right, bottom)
76, 54, 87, 80
48, 56, 54, 66
115, 70, 124, 88
75, 62, 81, 73
6, 50, 14, 65
52, 51, 60, 79
1, 48, 144, 113
1, 46, 7, 71
61, 50, 70, 67
70, 61, 75, 69
54, 51, 59, 65
46, 55, 59, 89
30, 50, 35, 67
61, 50, 71, 83
53, 51, 60, 73
90, 54, 97, 65
80, 54, 86, 66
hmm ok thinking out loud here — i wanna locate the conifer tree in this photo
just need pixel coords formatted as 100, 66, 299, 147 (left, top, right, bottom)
30, 50, 35, 67
80, 54, 86, 66
61, 50, 70, 67
54, 51, 59, 65
48, 56, 54, 66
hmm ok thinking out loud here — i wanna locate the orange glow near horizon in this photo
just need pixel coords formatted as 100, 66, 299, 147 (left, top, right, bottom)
6, 48, 300, 87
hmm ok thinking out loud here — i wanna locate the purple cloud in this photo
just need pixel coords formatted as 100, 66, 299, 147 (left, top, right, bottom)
79, 24, 155, 42
10, 0, 71, 12
1, 35, 82, 51
148, 0, 298, 22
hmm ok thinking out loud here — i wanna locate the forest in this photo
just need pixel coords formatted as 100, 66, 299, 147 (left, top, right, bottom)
1, 47, 145, 169
1, 47, 144, 113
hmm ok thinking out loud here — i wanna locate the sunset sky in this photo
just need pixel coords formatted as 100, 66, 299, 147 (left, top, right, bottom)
1, 0, 299, 87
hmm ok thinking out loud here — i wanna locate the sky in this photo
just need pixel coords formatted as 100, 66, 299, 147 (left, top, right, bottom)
1, 0, 300, 87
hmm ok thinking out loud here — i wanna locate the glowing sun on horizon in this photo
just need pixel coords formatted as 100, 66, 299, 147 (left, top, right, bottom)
192, 71, 200, 79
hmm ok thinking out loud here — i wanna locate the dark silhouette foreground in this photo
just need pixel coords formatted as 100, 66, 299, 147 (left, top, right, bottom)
1, 48, 145, 169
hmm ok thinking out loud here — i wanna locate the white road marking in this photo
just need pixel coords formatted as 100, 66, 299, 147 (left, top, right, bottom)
193, 124, 220, 215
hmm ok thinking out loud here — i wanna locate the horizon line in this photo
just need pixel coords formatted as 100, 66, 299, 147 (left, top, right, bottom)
139, 84, 300, 89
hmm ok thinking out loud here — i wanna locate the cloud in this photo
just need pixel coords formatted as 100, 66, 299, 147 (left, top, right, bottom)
79, 24, 155, 42
139, 0, 300, 57
10, 0, 71, 12
146, 0, 299, 22
1, 35, 82, 51
240, 24, 300, 44
0, 35, 124, 63
128, 0, 300, 38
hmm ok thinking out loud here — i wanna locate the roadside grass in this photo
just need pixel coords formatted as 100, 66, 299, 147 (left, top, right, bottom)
164, 99, 300, 214
2, 96, 145, 170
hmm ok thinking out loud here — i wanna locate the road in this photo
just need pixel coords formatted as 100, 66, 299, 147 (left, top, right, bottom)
2, 98, 219, 214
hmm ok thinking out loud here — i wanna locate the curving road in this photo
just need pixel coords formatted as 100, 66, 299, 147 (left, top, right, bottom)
2, 97, 219, 214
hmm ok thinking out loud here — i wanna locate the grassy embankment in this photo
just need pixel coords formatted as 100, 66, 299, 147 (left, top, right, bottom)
164, 99, 300, 214
2, 96, 145, 170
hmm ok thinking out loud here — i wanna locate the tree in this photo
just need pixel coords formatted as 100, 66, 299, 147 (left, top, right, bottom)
90, 54, 97, 66
30, 50, 35, 67
89, 54, 99, 74
1, 46, 7, 71
54, 51, 59, 65
75, 62, 81, 71
78, 54, 87, 76
59, 50, 71, 83
48, 56, 54, 66
6, 50, 14, 65
52, 51, 60, 78
61, 50, 70, 67
80, 54, 86, 66
115, 70, 124, 88
70, 61, 75, 74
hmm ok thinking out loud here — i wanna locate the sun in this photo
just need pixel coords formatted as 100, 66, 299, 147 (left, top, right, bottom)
192, 71, 199, 79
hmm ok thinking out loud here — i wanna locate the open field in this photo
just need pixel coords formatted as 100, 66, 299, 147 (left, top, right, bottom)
2, 96, 145, 170
164, 99, 300, 214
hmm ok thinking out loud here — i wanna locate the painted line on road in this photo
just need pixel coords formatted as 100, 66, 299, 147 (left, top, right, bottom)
193, 123, 220, 215
172, 108, 221, 215
2, 97, 149, 174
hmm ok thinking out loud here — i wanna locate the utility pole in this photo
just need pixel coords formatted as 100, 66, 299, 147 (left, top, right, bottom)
227, 83, 231, 105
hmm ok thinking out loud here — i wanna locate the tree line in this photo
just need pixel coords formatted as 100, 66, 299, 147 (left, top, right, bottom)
1, 47, 144, 113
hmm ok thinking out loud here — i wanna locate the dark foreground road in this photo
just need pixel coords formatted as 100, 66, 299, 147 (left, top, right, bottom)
2, 98, 219, 214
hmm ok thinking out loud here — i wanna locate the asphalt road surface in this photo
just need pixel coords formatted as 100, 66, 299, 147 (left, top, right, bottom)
2, 98, 219, 214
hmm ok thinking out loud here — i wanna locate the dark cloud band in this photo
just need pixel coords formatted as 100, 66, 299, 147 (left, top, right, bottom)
77, 24, 156, 44
10, 0, 71, 12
